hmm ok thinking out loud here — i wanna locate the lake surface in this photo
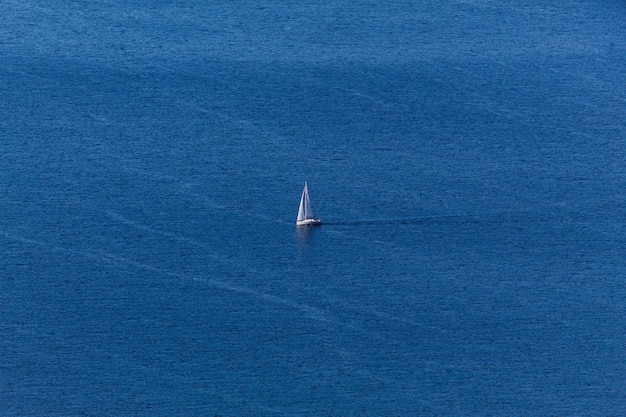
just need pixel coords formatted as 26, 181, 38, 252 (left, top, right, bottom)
2, 1, 626, 415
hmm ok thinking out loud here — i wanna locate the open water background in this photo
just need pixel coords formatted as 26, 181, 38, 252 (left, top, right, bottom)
2, 1, 626, 415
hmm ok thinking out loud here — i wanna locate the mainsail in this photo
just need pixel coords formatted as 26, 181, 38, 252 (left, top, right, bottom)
297, 182, 314, 221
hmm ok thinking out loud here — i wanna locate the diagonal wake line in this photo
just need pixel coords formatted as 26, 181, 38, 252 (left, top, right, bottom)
3, 221, 424, 388
1, 227, 408, 348
1, 227, 328, 320
2, 213, 430, 350
105, 211, 432, 332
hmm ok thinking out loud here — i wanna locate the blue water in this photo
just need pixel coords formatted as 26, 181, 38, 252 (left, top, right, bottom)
2, 1, 626, 415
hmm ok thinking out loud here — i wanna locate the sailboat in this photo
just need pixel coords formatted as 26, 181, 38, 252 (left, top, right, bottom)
296, 182, 322, 226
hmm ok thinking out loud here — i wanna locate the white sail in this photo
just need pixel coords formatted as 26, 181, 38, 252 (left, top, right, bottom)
296, 182, 321, 226
297, 186, 307, 222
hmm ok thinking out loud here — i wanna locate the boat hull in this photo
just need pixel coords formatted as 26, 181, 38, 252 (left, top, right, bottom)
296, 218, 322, 226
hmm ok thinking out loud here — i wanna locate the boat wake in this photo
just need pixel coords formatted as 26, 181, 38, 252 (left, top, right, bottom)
325, 218, 423, 226
323, 214, 479, 227
321, 209, 543, 227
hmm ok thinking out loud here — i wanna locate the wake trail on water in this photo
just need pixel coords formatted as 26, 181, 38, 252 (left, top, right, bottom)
323, 216, 433, 226
3, 215, 407, 351
103, 212, 429, 343
104, 211, 420, 349
106, 210, 415, 336
1, 226, 329, 323
323, 209, 541, 227
320, 215, 480, 232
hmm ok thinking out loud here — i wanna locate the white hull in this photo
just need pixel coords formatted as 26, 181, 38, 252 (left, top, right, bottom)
296, 218, 322, 226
